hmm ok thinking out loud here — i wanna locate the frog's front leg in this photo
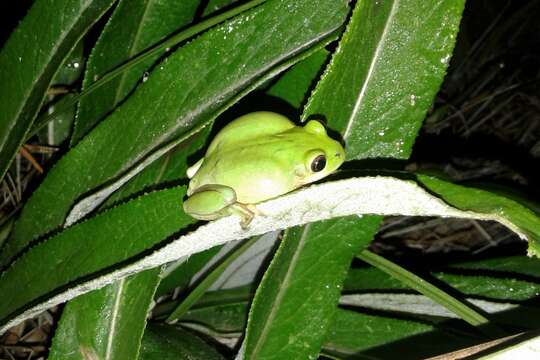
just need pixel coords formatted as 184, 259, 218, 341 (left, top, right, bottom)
183, 184, 256, 228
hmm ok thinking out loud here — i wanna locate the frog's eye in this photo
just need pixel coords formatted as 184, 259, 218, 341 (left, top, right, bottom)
310, 154, 327, 172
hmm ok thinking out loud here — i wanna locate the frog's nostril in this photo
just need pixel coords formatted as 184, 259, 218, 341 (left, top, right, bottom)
335, 152, 341, 157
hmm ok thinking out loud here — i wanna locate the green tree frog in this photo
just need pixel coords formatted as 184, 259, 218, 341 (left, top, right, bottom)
183, 111, 345, 227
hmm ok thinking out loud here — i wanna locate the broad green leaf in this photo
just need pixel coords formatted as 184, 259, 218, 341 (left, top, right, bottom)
322, 308, 475, 359
72, 0, 200, 143
177, 289, 476, 359
244, 0, 465, 358
48, 268, 161, 360
265, 49, 329, 109
0, 187, 193, 331
3, 0, 349, 265
50, 3, 202, 356
448, 255, 540, 278
417, 174, 540, 256
101, 128, 210, 209
203, 0, 241, 17
244, 217, 381, 360
156, 50, 330, 300
304, 0, 465, 160
2, 174, 539, 335
140, 324, 225, 360
0, 0, 116, 181
25, 0, 268, 141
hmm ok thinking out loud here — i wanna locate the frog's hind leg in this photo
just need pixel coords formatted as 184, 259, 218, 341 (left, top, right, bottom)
183, 184, 237, 221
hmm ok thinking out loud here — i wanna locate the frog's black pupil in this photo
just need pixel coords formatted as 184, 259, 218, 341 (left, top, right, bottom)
311, 155, 326, 172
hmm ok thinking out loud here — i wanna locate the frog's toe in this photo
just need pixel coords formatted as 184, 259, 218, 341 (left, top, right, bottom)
245, 204, 264, 216
232, 203, 257, 228
239, 215, 253, 229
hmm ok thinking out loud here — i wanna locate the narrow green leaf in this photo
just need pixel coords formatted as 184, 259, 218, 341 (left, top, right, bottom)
4, 0, 349, 265
48, 268, 161, 360
72, 0, 200, 143
344, 256, 540, 329
179, 287, 252, 334
345, 264, 540, 304
38, 42, 85, 147
140, 324, 225, 360
155, 247, 221, 298
168, 236, 260, 321
0, 0, 116, 181
356, 250, 490, 327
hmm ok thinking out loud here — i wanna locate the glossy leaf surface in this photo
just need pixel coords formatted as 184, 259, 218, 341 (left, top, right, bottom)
0, 0, 116, 180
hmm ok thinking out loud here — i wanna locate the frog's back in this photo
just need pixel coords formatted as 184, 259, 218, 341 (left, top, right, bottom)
206, 112, 295, 154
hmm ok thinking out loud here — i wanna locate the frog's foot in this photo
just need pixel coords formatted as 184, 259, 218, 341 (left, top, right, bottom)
245, 204, 264, 217
231, 203, 258, 229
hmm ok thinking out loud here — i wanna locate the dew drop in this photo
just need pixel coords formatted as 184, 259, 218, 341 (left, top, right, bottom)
440, 54, 451, 64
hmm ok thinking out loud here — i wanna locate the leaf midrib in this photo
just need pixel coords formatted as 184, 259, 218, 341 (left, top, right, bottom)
343, 0, 400, 140
105, 279, 125, 360
249, 224, 312, 359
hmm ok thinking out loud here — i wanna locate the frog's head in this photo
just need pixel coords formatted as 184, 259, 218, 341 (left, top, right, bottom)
296, 120, 346, 185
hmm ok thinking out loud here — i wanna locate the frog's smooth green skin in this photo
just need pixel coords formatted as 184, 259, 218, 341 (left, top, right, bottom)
183, 111, 345, 227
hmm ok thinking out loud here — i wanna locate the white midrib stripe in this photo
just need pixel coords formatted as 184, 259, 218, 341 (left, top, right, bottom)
105, 279, 125, 360
343, 0, 400, 140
